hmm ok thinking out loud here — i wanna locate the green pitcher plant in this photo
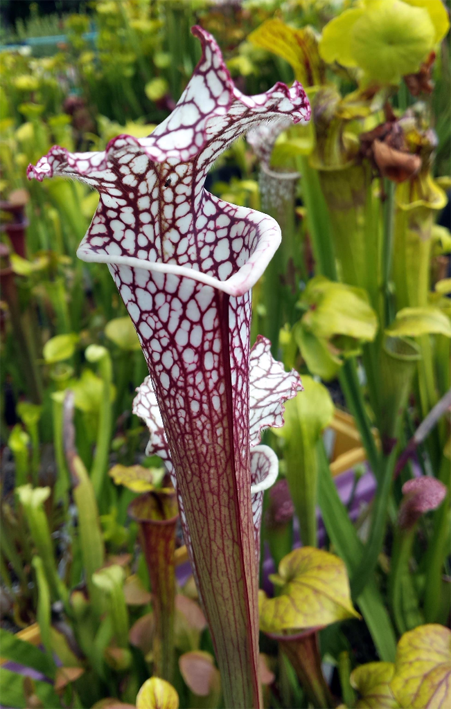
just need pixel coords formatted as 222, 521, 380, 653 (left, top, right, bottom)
319, 0, 449, 87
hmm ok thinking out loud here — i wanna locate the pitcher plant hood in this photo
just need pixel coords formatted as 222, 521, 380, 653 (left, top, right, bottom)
28, 25, 310, 297
28, 25, 308, 709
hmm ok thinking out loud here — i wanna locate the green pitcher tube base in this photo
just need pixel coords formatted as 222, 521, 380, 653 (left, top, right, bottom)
272, 629, 334, 709
393, 172, 446, 311
259, 164, 300, 356
319, 163, 378, 296
128, 491, 179, 683
376, 336, 421, 453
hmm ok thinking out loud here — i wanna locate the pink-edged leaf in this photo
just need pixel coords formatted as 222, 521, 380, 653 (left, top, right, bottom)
129, 612, 154, 656
249, 335, 303, 445
28, 25, 310, 708
259, 653, 276, 686
179, 651, 221, 698
175, 594, 207, 633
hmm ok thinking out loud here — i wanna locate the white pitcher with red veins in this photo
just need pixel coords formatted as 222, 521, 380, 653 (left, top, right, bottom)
28, 26, 310, 708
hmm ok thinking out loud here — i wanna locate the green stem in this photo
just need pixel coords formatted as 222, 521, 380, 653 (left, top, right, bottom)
388, 527, 416, 634
339, 359, 380, 479
424, 456, 451, 623
52, 396, 70, 506
350, 445, 398, 598
278, 651, 294, 709
18, 488, 69, 612
71, 592, 106, 682
362, 340, 382, 428
0, 554, 12, 590
91, 352, 113, 499
297, 157, 337, 281
317, 441, 397, 661
338, 651, 355, 708
68, 263, 85, 335
28, 422, 40, 487
382, 179, 396, 327
435, 336, 450, 399
0, 514, 28, 592
71, 454, 105, 618
267, 521, 293, 571
286, 446, 318, 547
364, 177, 383, 315
0, 269, 43, 404
418, 337, 438, 415
45, 278, 71, 334
97, 568, 129, 649
32, 556, 55, 663
417, 335, 442, 471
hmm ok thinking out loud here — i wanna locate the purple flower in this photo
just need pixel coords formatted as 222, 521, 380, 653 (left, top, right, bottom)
28, 26, 309, 707
398, 476, 447, 530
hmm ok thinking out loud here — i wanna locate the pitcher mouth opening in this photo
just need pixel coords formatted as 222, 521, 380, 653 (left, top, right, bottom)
77, 248, 240, 295
76, 214, 281, 298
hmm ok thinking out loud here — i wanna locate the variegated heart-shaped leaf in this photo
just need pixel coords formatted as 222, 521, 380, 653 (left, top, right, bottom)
390, 625, 451, 709
259, 547, 359, 635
